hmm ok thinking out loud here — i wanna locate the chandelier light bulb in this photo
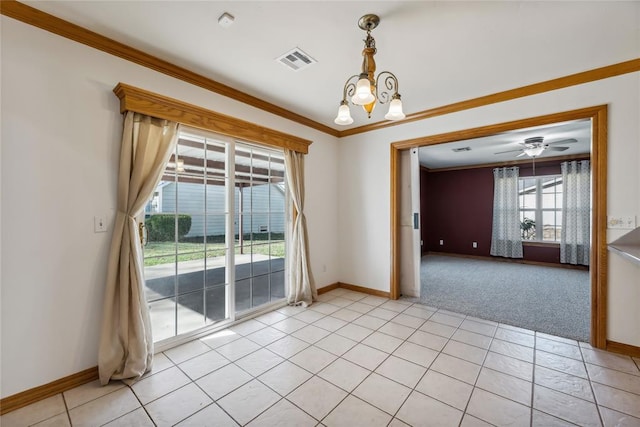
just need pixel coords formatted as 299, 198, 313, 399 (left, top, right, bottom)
352, 77, 375, 105
334, 103, 354, 125
384, 96, 405, 121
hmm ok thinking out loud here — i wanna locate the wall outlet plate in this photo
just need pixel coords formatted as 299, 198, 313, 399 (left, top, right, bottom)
607, 216, 636, 229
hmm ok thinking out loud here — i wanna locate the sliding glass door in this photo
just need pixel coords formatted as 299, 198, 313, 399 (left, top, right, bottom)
142, 129, 286, 343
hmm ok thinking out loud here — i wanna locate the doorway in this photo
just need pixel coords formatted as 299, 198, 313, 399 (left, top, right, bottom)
390, 105, 608, 348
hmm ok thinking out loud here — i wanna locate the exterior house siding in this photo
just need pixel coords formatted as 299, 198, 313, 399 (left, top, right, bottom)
158, 182, 286, 237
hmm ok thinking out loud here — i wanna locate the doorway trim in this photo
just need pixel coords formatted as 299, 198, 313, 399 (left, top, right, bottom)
390, 105, 608, 348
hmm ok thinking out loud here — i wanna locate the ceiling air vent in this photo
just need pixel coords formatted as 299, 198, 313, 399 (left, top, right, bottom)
276, 47, 317, 71
452, 147, 472, 152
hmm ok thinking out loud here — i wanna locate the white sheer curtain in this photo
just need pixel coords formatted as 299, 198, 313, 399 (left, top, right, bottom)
561, 160, 591, 266
490, 167, 524, 258
99, 112, 179, 384
284, 149, 316, 306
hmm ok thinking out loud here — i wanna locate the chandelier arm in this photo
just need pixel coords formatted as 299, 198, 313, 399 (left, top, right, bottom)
375, 71, 400, 104
341, 74, 361, 102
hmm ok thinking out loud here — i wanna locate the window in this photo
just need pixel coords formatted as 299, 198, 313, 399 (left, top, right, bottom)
518, 175, 563, 242
142, 129, 286, 343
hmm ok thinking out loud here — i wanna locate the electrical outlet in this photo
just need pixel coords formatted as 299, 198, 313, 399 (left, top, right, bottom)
94, 215, 107, 233
607, 216, 636, 229
439, 240, 444, 245
473, 241, 478, 248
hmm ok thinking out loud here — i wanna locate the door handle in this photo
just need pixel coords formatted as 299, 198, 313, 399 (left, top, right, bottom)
138, 222, 148, 246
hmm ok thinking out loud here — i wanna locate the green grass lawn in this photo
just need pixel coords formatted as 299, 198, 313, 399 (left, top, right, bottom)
143, 239, 285, 267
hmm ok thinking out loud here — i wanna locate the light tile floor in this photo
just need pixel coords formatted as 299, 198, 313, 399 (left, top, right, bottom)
3, 288, 640, 426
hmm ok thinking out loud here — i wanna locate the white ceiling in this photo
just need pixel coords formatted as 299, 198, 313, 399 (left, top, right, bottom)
20, 1, 639, 131
418, 119, 591, 169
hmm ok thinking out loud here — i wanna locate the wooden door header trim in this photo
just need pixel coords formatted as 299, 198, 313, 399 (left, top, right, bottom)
114, 83, 312, 154
392, 105, 606, 150
2, 1, 638, 139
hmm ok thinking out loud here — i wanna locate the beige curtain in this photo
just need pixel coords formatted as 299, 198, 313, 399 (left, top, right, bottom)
284, 149, 317, 306
99, 112, 179, 384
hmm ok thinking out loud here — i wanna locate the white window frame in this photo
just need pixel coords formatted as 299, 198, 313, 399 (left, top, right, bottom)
519, 174, 563, 243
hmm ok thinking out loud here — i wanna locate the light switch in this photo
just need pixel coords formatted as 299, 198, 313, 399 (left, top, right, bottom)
94, 215, 107, 233
607, 216, 636, 229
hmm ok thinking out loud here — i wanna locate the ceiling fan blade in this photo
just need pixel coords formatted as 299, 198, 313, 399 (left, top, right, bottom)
547, 146, 570, 151
516, 152, 527, 157
494, 149, 524, 155
547, 138, 577, 145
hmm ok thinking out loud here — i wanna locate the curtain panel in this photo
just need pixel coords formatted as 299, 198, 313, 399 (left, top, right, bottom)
284, 149, 317, 306
99, 112, 179, 384
490, 167, 524, 259
561, 160, 591, 266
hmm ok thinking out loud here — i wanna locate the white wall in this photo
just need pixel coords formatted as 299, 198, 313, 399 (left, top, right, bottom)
0, 17, 339, 398
338, 72, 640, 346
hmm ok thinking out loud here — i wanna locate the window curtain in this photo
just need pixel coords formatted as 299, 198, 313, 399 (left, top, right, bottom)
561, 160, 590, 266
490, 167, 524, 258
284, 149, 317, 306
99, 112, 179, 384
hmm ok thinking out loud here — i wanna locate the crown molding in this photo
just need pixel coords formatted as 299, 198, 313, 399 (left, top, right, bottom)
2, 1, 638, 140
427, 153, 590, 173
338, 58, 640, 137
0, 0, 339, 137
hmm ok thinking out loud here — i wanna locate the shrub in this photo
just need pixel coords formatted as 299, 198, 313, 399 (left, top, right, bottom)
146, 214, 191, 241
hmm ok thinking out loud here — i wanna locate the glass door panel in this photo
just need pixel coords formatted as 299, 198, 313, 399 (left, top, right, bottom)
143, 134, 232, 342
234, 143, 286, 314
143, 131, 286, 342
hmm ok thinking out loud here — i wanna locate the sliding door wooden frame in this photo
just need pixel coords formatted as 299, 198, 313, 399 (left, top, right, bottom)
390, 105, 608, 348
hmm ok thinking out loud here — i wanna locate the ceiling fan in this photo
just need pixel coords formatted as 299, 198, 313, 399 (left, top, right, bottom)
495, 136, 578, 158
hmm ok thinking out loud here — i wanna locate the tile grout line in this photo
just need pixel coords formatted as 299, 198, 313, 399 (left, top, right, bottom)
172, 355, 241, 426
61, 391, 73, 427
387, 306, 460, 426
25, 289, 638, 426
457, 313, 499, 427
579, 343, 606, 427
123, 377, 157, 427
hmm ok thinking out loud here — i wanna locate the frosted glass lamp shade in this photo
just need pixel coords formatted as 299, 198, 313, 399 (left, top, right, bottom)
524, 146, 544, 157
351, 77, 375, 105
384, 97, 405, 121
334, 103, 354, 125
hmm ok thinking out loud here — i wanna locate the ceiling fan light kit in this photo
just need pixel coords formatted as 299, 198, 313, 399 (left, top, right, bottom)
494, 136, 577, 158
334, 14, 405, 125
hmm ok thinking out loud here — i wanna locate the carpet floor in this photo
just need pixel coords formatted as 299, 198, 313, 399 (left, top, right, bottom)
416, 254, 590, 342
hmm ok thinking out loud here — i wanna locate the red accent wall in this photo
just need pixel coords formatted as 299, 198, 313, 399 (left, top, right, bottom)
419, 159, 580, 264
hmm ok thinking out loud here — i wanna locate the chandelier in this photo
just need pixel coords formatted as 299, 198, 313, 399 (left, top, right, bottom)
334, 14, 405, 125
